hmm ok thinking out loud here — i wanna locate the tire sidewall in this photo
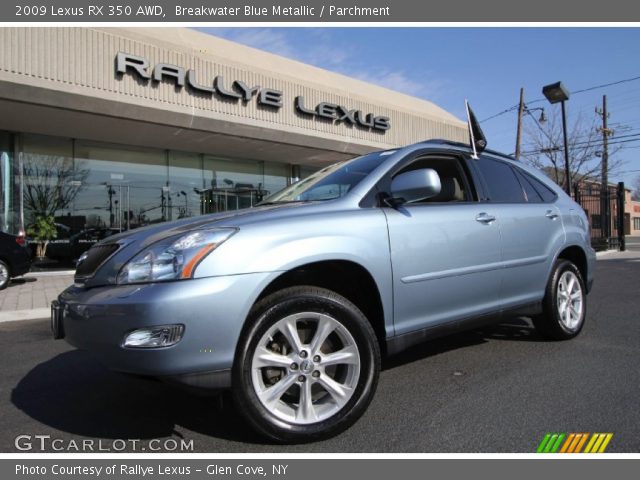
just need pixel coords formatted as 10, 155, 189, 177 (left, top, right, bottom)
233, 287, 379, 442
549, 260, 587, 337
0, 260, 9, 290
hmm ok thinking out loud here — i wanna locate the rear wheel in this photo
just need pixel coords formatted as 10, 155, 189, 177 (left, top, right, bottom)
233, 286, 380, 443
533, 259, 586, 340
0, 260, 10, 290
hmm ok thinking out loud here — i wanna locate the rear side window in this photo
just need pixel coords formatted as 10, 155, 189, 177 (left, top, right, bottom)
520, 170, 558, 203
513, 169, 543, 202
476, 157, 525, 203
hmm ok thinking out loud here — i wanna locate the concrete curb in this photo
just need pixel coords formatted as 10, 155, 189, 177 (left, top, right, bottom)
0, 308, 50, 323
595, 250, 618, 258
23, 270, 75, 277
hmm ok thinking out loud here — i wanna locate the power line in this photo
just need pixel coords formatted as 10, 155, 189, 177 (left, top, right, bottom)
481, 74, 640, 123
481, 105, 520, 123
570, 75, 640, 96
522, 132, 640, 150
521, 136, 640, 156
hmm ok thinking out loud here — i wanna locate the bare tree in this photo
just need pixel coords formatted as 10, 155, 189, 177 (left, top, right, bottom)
522, 110, 625, 187
22, 154, 89, 224
632, 175, 640, 201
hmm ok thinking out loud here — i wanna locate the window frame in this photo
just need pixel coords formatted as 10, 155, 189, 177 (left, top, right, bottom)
370, 150, 479, 208
471, 155, 528, 204
513, 166, 559, 204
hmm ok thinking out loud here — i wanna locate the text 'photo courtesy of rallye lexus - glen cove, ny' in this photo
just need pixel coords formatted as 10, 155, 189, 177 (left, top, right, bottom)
51, 101, 595, 443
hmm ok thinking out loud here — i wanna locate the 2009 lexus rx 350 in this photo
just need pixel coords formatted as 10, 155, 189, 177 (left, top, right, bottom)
52, 139, 595, 442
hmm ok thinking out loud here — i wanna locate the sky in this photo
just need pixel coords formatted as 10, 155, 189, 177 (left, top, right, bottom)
197, 27, 640, 189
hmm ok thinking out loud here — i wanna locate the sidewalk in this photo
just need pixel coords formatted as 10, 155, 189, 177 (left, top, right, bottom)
0, 272, 73, 322
1, 248, 638, 323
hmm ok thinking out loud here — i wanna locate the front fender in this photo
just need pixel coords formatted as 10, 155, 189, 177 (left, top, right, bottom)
195, 208, 394, 336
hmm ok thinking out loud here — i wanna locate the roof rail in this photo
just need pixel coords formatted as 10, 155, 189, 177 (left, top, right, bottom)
420, 139, 470, 148
418, 139, 518, 162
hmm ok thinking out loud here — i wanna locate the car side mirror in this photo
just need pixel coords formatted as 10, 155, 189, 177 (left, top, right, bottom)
389, 168, 441, 205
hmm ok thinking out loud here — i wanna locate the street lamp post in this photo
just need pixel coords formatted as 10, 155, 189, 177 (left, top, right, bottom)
180, 190, 189, 217
542, 81, 572, 195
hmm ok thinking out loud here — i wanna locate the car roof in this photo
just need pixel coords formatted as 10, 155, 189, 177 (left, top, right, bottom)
416, 139, 516, 163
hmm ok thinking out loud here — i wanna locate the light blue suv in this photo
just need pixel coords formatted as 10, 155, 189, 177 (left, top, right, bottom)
52, 139, 595, 442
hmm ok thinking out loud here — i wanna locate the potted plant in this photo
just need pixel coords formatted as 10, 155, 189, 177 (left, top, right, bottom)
26, 216, 57, 260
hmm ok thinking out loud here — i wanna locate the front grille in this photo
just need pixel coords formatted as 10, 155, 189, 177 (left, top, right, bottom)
75, 243, 120, 279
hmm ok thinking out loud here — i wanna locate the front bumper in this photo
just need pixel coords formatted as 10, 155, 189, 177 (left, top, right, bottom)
55, 272, 277, 388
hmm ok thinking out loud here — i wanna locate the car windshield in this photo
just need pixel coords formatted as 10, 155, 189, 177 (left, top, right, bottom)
260, 151, 390, 204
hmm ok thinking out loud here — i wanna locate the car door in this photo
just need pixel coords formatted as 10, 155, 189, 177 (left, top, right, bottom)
383, 153, 503, 336
472, 156, 565, 309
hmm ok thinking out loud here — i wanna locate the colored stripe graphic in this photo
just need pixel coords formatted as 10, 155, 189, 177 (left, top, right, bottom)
574, 433, 589, 453
537, 433, 565, 453
538, 433, 613, 453
584, 433, 614, 453
559, 433, 575, 453
537, 434, 552, 453
550, 434, 565, 453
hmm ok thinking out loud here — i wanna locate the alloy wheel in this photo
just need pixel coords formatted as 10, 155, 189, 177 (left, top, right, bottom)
556, 270, 584, 330
0, 263, 8, 286
250, 312, 361, 425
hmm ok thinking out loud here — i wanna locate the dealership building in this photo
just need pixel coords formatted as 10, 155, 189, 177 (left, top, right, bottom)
0, 27, 467, 240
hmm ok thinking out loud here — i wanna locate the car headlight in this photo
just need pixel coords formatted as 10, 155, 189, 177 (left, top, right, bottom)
117, 228, 237, 284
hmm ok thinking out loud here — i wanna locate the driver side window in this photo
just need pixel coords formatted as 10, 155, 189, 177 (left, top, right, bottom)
395, 156, 474, 203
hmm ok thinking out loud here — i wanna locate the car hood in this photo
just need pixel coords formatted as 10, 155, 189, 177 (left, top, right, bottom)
103, 202, 314, 249
77, 200, 348, 287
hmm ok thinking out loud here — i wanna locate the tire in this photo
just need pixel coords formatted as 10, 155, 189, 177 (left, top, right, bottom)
0, 260, 10, 290
533, 259, 587, 340
232, 286, 380, 443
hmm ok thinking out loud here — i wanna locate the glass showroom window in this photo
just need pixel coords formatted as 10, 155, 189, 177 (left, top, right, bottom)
20, 134, 75, 230
0, 131, 19, 234
168, 151, 204, 219
202, 156, 263, 212
264, 162, 290, 198
299, 165, 319, 181
18, 134, 299, 234
74, 141, 167, 230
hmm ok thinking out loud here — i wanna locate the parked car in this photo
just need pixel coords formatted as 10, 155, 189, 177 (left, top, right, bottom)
0, 231, 31, 289
52, 139, 595, 442
45, 227, 120, 262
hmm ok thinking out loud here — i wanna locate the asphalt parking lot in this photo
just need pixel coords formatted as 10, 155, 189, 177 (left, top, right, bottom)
1, 245, 639, 453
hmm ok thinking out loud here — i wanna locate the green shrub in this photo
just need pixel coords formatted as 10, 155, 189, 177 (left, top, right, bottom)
26, 216, 57, 259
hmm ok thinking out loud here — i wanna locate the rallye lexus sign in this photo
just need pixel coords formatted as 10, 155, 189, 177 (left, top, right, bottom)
116, 52, 391, 131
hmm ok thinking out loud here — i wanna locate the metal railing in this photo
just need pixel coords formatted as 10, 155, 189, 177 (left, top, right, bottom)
573, 182, 626, 251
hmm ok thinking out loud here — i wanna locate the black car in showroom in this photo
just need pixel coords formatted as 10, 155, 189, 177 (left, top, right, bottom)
0, 231, 31, 289
44, 227, 121, 263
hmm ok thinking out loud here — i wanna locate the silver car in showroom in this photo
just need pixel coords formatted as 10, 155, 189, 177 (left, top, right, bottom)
52, 139, 595, 442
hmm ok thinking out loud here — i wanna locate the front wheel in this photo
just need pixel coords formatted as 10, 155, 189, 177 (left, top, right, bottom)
233, 286, 380, 443
533, 259, 587, 340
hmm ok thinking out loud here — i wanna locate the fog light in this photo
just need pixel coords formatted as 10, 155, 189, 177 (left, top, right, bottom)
123, 325, 184, 348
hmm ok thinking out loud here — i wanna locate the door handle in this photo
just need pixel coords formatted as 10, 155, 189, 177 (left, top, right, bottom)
475, 212, 496, 224
545, 210, 559, 220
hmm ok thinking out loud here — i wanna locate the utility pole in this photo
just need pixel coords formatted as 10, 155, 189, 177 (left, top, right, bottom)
596, 95, 613, 244
515, 88, 525, 160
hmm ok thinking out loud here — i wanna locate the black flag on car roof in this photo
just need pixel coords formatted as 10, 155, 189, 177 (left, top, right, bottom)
465, 100, 487, 159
